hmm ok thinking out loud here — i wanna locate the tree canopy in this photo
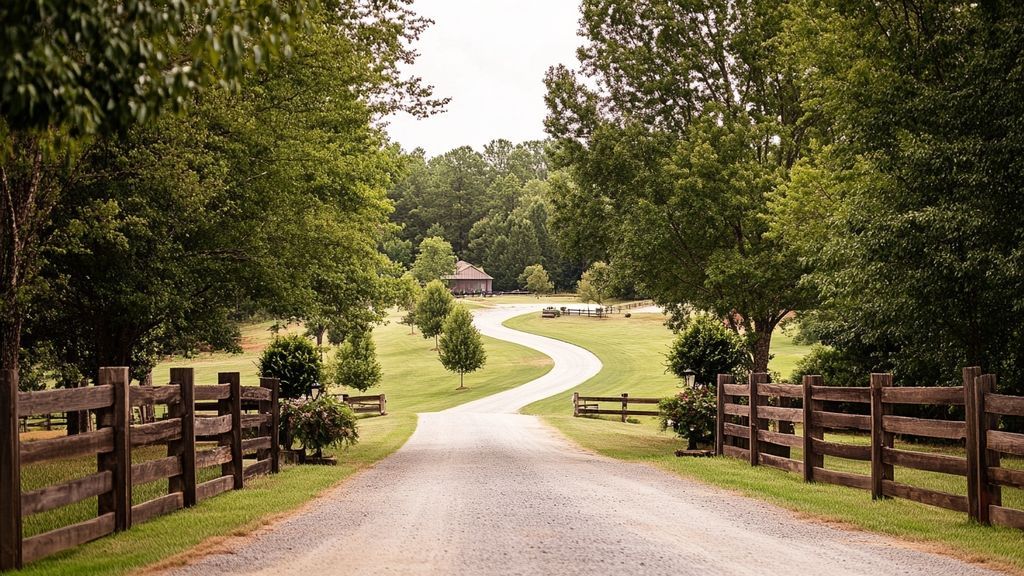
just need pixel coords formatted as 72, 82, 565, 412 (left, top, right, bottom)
439, 305, 486, 390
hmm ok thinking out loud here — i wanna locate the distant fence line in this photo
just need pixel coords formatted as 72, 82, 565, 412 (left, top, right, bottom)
716, 368, 1024, 529
0, 367, 281, 570
573, 392, 660, 422
559, 300, 656, 317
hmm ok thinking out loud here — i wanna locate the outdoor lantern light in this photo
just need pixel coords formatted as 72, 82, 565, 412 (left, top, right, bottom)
309, 382, 322, 399
682, 368, 696, 389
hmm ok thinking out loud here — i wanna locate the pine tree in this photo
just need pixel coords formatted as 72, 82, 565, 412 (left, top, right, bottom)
438, 306, 486, 390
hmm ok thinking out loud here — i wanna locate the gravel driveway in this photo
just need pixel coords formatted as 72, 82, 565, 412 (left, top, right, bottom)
164, 304, 1004, 576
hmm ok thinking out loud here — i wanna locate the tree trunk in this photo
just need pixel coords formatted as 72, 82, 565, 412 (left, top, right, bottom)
1, 130, 66, 371
457, 372, 465, 390
751, 318, 776, 374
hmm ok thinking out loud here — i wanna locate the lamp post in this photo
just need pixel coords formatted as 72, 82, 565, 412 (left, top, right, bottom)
681, 368, 696, 389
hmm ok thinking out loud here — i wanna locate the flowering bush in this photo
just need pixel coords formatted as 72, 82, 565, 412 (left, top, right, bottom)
282, 396, 359, 459
658, 386, 717, 449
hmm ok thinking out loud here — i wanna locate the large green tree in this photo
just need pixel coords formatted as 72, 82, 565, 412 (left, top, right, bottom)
7, 1, 448, 381
544, 0, 818, 371
772, 0, 1024, 391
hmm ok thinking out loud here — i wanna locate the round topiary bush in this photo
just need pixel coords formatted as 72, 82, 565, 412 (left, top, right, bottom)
665, 314, 747, 387
329, 332, 381, 392
258, 334, 323, 399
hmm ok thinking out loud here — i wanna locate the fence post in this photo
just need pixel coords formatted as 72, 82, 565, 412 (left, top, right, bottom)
379, 393, 387, 416
169, 368, 197, 507
573, 392, 579, 417
715, 374, 732, 456
219, 373, 243, 490
97, 367, 132, 531
802, 375, 824, 482
621, 393, 628, 423
0, 369, 22, 570
870, 373, 893, 500
748, 373, 768, 466
963, 366, 983, 522
973, 373, 1001, 524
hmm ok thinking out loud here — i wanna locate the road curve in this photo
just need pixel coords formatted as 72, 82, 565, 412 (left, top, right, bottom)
165, 304, 1003, 576
446, 304, 601, 414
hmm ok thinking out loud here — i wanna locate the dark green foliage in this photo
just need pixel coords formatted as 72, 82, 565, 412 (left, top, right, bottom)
665, 315, 747, 387
282, 396, 358, 459
789, 345, 865, 389
258, 335, 323, 399
330, 332, 382, 392
659, 387, 717, 449
438, 305, 486, 389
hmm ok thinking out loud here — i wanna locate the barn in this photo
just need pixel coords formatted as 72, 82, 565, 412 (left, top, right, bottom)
443, 260, 493, 295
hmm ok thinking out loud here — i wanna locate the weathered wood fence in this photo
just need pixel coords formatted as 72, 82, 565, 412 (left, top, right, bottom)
573, 392, 660, 422
560, 300, 655, 318
340, 393, 387, 416
0, 367, 280, 570
716, 368, 1024, 529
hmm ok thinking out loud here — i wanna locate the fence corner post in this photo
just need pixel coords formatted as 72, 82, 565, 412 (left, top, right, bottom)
219, 373, 243, 490
974, 373, 1001, 524
870, 372, 893, 500
963, 366, 983, 522
572, 392, 579, 417
715, 374, 731, 456
0, 369, 22, 570
802, 375, 823, 483
379, 393, 387, 416
170, 367, 197, 507
260, 377, 281, 473
98, 367, 132, 531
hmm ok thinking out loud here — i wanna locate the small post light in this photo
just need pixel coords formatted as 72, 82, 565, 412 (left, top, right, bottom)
308, 382, 322, 399
682, 368, 697, 389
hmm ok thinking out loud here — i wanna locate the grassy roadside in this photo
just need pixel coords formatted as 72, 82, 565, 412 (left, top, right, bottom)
23, 308, 551, 574
506, 311, 1024, 572
19, 414, 416, 576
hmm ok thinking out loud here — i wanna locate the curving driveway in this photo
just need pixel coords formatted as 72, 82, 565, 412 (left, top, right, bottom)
166, 304, 1003, 576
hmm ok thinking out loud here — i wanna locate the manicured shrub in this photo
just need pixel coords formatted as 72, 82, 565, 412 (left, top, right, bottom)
789, 344, 864, 388
329, 331, 381, 392
282, 395, 359, 459
258, 334, 323, 399
665, 314, 747, 386
659, 386, 717, 449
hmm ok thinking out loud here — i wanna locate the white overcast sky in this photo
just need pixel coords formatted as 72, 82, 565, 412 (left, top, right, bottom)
384, 0, 584, 157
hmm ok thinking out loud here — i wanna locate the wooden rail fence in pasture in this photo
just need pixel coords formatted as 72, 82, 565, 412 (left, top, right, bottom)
715, 368, 1024, 529
340, 394, 387, 416
559, 300, 656, 318
572, 392, 660, 422
0, 367, 281, 570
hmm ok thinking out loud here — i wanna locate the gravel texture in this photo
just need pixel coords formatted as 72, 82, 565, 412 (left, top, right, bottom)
163, 305, 1005, 576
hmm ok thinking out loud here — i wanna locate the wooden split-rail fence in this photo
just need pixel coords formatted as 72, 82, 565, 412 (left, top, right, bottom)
573, 392, 660, 422
340, 393, 387, 416
716, 368, 1024, 529
0, 367, 281, 570
559, 300, 656, 318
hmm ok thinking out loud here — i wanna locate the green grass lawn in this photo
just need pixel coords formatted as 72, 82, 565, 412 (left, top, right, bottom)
331, 308, 553, 413
18, 414, 416, 576
505, 311, 1024, 572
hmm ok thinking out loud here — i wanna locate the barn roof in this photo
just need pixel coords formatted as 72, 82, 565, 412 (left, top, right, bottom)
443, 261, 493, 280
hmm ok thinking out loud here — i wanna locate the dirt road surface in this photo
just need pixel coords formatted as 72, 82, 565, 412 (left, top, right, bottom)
165, 304, 1004, 576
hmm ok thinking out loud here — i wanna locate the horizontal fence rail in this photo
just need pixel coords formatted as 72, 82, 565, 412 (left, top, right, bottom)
339, 394, 387, 416
0, 367, 281, 570
572, 392, 660, 422
715, 368, 1024, 530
